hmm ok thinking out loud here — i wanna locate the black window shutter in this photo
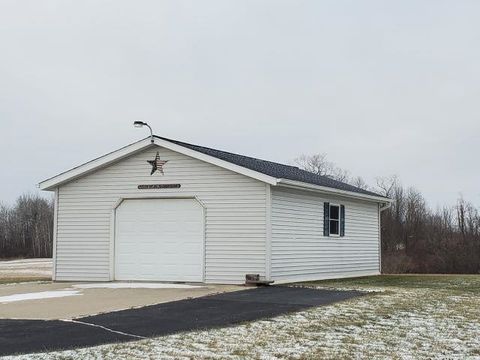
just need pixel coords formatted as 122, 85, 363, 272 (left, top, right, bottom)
323, 202, 330, 236
340, 205, 345, 237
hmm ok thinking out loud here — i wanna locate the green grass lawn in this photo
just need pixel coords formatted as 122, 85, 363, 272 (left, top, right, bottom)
7, 275, 480, 360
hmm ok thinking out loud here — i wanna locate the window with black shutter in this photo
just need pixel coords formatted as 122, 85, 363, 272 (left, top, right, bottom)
324, 203, 345, 237
329, 204, 340, 235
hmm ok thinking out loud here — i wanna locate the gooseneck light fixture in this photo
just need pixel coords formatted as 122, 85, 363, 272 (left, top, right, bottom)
133, 121, 154, 143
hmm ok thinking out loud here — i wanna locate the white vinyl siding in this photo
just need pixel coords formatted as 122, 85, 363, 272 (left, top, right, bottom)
270, 187, 380, 282
55, 145, 267, 284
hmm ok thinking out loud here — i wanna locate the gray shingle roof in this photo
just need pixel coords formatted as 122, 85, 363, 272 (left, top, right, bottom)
156, 136, 387, 199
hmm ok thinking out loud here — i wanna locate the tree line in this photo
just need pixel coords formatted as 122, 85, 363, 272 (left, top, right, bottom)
0, 194, 54, 259
377, 176, 479, 274
295, 155, 480, 274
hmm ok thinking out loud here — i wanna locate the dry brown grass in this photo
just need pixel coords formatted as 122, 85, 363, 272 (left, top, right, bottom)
0, 277, 51, 284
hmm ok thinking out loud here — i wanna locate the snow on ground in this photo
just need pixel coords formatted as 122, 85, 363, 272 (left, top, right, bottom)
0, 258, 52, 279
0, 290, 81, 303
6, 275, 480, 360
72, 283, 202, 289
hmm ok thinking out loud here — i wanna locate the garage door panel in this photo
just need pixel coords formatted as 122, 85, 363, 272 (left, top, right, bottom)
115, 199, 204, 282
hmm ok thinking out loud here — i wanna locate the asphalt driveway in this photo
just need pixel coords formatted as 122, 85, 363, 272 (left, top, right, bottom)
0, 286, 363, 356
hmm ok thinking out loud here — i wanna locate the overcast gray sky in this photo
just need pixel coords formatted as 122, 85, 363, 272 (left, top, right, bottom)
0, 0, 479, 208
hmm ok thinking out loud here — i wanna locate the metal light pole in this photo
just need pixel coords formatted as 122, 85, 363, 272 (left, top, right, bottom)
133, 121, 154, 143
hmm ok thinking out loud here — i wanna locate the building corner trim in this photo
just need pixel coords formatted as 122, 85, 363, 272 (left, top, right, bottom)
265, 184, 272, 281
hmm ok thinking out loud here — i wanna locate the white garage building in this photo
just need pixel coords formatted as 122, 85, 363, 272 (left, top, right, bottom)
39, 136, 391, 284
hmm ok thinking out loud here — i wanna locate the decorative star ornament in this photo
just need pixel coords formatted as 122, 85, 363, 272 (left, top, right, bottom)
147, 152, 168, 175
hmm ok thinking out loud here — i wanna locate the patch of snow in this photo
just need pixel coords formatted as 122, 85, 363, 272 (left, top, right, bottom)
72, 283, 203, 289
0, 259, 52, 268
0, 269, 52, 276
0, 290, 81, 303
2, 281, 50, 287
311, 285, 385, 293
0, 258, 52, 279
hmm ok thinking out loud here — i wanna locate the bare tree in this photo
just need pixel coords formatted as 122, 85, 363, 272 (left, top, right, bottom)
294, 154, 337, 177
0, 194, 53, 259
376, 175, 399, 197
350, 176, 370, 190
294, 153, 371, 189
331, 167, 351, 183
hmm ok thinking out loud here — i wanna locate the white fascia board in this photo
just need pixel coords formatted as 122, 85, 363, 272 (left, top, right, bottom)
39, 138, 154, 190
152, 138, 278, 186
39, 137, 279, 191
380, 202, 392, 211
277, 179, 392, 204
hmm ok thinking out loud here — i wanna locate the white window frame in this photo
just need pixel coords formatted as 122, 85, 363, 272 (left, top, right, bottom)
329, 203, 341, 237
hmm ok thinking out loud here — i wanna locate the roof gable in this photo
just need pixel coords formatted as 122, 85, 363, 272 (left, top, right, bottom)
38, 137, 278, 191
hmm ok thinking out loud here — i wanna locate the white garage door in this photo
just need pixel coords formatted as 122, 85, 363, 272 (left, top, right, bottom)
115, 198, 204, 282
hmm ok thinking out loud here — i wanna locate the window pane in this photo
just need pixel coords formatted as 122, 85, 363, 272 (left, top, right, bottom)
330, 205, 339, 220
330, 220, 339, 235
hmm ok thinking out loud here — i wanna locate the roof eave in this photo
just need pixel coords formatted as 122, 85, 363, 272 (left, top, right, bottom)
38, 138, 155, 191
276, 179, 392, 204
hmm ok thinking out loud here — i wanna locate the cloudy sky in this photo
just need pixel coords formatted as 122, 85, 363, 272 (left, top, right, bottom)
0, 0, 478, 208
